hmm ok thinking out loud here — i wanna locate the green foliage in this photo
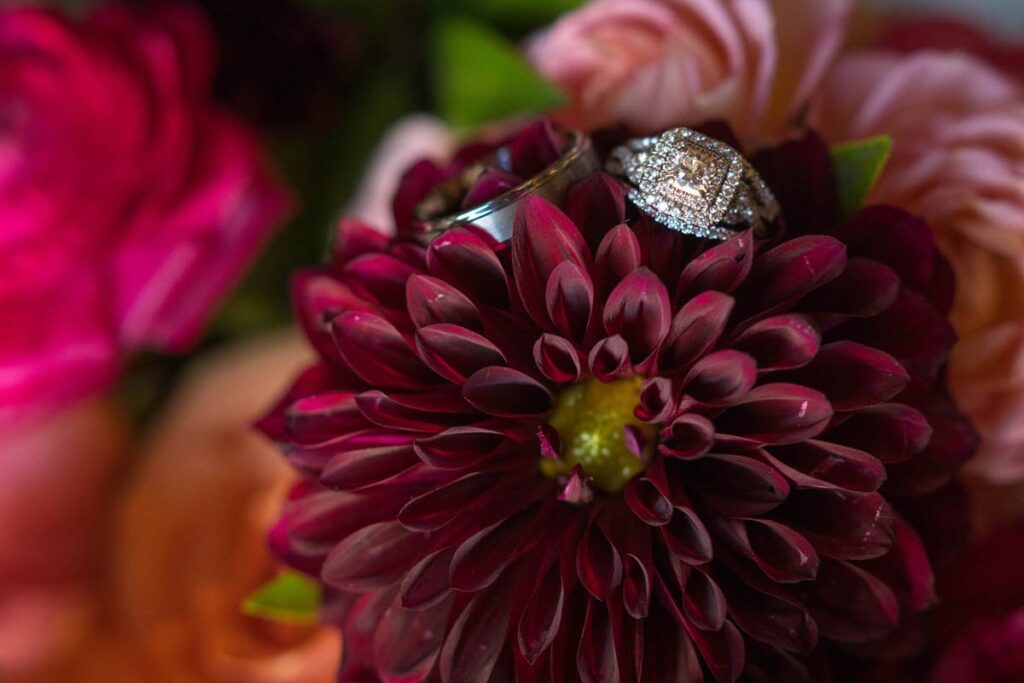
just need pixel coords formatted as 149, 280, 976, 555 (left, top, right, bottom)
830, 136, 893, 218
242, 571, 322, 625
432, 16, 565, 129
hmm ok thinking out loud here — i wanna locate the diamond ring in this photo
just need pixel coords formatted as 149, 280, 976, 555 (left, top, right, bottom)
608, 127, 780, 240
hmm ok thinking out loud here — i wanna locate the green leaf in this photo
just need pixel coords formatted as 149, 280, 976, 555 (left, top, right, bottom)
432, 16, 566, 129
242, 571, 322, 625
830, 135, 893, 218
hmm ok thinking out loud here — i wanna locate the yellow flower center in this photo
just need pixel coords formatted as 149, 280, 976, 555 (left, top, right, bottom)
541, 376, 657, 493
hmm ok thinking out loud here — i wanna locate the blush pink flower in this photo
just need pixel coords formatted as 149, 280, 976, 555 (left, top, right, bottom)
808, 51, 1024, 483
526, 0, 851, 142
0, 3, 290, 419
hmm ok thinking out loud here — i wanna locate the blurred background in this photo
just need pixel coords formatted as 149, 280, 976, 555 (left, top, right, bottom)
0, 0, 1021, 682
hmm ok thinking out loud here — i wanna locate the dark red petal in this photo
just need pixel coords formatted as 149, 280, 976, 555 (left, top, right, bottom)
687, 454, 791, 516
450, 506, 538, 591
406, 274, 483, 331
777, 489, 895, 560
657, 291, 734, 375
567, 172, 627, 252
401, 547, 457, 609
660, 506, 713, 565
463, 167, 520, 207
321, 521, 425, 591
320, 444, 420, 490
675, 232, 754, 300
719, 575, 818, 654
764, 440, 886, 493
373, 592, 452, 681
825, 403, 932, 463
577, 598, 620, 683
884, 397, 978, 496
867, 517, 936, 612
512, 195, 592, 328
533, 334, 582, 385
331, 218, 391, 263
800, 558, 900, 643
783, 341, 909, 410
682, 350, 757, 406
799, 257, 900, 318
415, 323, 507, 384
681, 568, 728, 631
292, 271, 372, 368
398, 471, 498, 532
285, 391, 367, 444
439, 587, 513, 683
635, 377, 675, 423
595, 224, 642, 297
518, 561, 565, 665
414, 426, 509, 469
546, 261, 595, 342
833, 206, 937, 293
659, 414, 715, 460
714, 519, 819, 583
603, 267, 671, 364
623, 554, 651, 619
332, 311, 438, 389
428, 228, 509, 307
345, 252, 422, 310
716, 384, 832, 444
576, 518, 623, 600
589, 335, 632, 381
729, 314, 820, 373
624, 477, 673, 526
463, 367, 553, 418
735, 236, 847, 319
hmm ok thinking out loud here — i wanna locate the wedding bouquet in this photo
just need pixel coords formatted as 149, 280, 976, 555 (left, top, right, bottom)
1, 1, 1023, 682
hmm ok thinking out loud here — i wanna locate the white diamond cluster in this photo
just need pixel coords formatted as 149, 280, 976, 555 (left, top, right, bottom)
610, 128, 780, 240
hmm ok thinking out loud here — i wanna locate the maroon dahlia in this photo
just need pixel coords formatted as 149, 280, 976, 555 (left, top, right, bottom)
260, 124, 977, 682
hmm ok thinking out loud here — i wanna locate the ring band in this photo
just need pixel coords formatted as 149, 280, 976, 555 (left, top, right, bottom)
608, 128, 780, 240
413, 131, 600, 243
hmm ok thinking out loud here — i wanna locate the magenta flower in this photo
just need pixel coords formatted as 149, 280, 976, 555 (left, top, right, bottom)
262, 125, 975, 681
0, 3, 290, 419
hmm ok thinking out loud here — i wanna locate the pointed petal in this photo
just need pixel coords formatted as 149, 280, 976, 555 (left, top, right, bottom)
675, 232, 754, 300
657, 291, 734, 375
428, 228, 509, 307
406, 274, 483, 331
577, 518, 623, 600
782, 341, 909, 410
332, 311, 437, 389
439, 587, 513, 683
604, 267, 671, 364
589, 335, 632, 381
730, 314, 820, 372
577, 598, 620, 683
567, 172, 627, 252
415, 323, 507, 384
735, 236, 847, 319
322, 521, 426, 592
716, 383, 832, 444
595, 224, 642, 297
534, 334, 583, 384
682, 350, 757, 406
463, 366, 553, 418
546, 261, 595, 342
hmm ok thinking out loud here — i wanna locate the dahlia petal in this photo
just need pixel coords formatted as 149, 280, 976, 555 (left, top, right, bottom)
537, 423, 562, 460
415, 323, 508, 384
512, 195, 592, 328
507, 119, 562, 175
345, 252, 423, 310
719, 575, 818, 654
594, 224, 642, 297
833, 207, 937, 294
735, 236, 847, 319
714, 519, 819, 583
331, 218, 391, 264
657, 291, 734, 375
824, 403, 932, 463
729, 314, 820, 373
518, 560, 565, 665
322, 521, 426, 592
633, 215, 691, 287
589, 335, 633, 381
320, 444, 420, 490
752, 134, 838, 238
567, 172, 627, 252
292, 271, 371, 368
603, 267, 671, 364
660, 506, 713, 565
783, 341, 909, 410
639, 612, 704, 683
560, 465, 596, 506
287, 429, 414, 477
867, 517, 936, 612
463, 167, 520, 207
801, 558, 900, 643
450, 506, 539, 592
624, 477, 673, 527
332, 311, 438, 389
716, 384, 832, 445
884, 402, 977, 496
778, 489, 895, 560
406, 274, 483, 331
635, 377, 675, 423
463, 366, 553, 418
286, 391, 367, 444
428, 227, 510, 307
577, 598, 620, 683
401, 546, 457, 609
682, 350, 757, 406
675, 231, 754, 300
545, 261, 595, 343
763, 440, 886, 493
439, 586, 513, 683
682, 569, 728, 632
533, 334, 582, 385
356, 389, 476, 433
414, 426, 509, 470
742, 643, 811, 683
799, 258, 900, 318
623, 554, 651, 619
659, 414, 715, 460
687, 454, 791, 516
577, 517, 624, 600
398, 471, 499, 532
662, 588, 745, 683
373, 592, 452, 683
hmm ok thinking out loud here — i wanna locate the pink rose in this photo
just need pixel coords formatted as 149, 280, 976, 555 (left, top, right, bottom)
526, 0, 851, 142
808, 51, 1024, 483
0, 3, 290, 419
